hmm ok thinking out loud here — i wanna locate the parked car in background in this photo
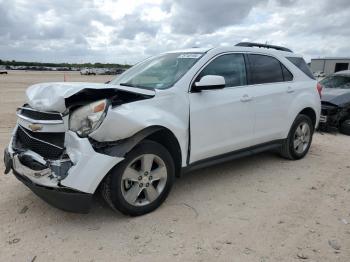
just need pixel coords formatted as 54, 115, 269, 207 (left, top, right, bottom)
313, 71, 325, 79
4, 42, 321, 216
80, 68, 96, 75
80, 67, 125, 75
319, 70, 350, 135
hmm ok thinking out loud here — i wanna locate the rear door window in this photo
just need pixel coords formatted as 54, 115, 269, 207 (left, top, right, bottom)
247, 54, 284, 84
286, 57, 315, 80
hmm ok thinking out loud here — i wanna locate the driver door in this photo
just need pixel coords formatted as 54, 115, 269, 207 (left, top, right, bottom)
189, 53, 255, 163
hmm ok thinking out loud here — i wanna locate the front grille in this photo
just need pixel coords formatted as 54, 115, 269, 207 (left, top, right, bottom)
18, 154, 47, 170
19, 107, 62, 121
15, 125, 64, 159
321, 107, 338, 116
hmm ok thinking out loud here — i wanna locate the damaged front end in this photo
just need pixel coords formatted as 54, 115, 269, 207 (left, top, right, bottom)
4, 82, 155, 213
4, 107, 93, 213
319, 101, 350, 131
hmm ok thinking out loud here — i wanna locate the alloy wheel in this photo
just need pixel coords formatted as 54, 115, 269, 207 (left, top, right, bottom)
121, 154, 167, 206
293, 122, 311, 154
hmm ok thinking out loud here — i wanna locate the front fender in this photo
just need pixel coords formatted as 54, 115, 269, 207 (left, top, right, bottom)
89, 92, 189, 166
90, 126, 164, 157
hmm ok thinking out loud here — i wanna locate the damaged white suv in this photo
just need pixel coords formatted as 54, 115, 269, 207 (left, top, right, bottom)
4, 43, 321, 216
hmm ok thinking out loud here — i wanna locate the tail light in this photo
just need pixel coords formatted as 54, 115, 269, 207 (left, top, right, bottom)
316, 83, 322, 98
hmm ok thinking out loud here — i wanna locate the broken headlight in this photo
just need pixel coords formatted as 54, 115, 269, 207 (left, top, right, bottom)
69, 99, 108, 137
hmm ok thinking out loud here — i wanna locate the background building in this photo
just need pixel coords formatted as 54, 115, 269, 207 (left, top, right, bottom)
311, 58, 350, 75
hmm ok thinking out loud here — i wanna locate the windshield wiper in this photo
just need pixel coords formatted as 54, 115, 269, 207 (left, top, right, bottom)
120, 82, 135, 87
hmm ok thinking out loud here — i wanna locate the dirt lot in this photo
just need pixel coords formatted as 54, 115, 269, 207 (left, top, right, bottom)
0, 71, 349, 262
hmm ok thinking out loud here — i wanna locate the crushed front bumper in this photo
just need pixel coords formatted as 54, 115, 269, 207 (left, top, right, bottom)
318, 103, 348, 131
14, 170, 92, 213
4, 146, 92, 213
4, 129, 123, 213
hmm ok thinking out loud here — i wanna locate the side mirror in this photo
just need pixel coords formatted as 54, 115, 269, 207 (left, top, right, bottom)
194, 75, 225, 91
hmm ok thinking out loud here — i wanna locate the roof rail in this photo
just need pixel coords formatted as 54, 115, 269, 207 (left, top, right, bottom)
235, 42, 293, 53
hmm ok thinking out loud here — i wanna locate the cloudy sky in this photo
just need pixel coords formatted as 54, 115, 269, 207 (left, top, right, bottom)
0, 0, 349, 64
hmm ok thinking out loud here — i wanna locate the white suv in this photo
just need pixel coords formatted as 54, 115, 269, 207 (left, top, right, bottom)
4, 42, 321, 216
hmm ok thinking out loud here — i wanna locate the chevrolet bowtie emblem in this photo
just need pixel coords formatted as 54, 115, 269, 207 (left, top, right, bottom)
28, 124, 43, 132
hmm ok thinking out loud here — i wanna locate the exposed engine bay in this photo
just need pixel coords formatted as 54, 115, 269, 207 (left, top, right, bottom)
26, 82, 155, 112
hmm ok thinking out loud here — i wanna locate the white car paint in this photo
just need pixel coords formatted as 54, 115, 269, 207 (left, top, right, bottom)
26, 82, 155, 112
61, 132, 123, 193
189, 86, 255, 162
6, 45, 320, 196
89, 90, 190, 166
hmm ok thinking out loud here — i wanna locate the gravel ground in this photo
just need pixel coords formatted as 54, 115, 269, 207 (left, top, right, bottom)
0, 71, 349, 262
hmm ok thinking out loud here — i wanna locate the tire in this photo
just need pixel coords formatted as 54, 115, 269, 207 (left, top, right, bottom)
102, 140, 175, 216
280, 114, 314, 160
340, 119, 350, 135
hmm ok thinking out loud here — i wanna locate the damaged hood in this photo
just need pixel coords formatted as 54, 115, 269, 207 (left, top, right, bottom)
322, 88, 350, 106
26, 82, 155, 112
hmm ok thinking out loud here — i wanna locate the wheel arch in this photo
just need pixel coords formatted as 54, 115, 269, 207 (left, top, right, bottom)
92, 125, 183, 178
298, 107, 317, 128
143, 127, 182, 177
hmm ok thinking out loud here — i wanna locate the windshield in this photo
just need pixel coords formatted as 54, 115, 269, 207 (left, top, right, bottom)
320, 75, 350, 89
110, 53, 203, 90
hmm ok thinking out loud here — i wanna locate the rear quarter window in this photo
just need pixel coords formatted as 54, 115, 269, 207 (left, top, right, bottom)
286, 57, 315, 80
281, 64, 293, 81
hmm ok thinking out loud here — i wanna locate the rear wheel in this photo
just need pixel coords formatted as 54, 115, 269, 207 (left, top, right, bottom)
102, 140, 175, 216
280, 114, 314, 160
339, 119, 350, 135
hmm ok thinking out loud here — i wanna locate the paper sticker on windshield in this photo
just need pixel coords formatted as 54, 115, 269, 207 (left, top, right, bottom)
178, 54, 202, 59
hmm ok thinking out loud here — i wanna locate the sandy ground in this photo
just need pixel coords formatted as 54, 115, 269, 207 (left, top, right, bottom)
0, 71, 349, 262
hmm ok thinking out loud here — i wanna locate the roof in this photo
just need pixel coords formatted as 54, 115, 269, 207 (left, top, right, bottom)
312, 57, 350, 61
165, 46, 300, 57
334, 70, 350, 76
165, 48, 212, 54
235, 42, 293, 53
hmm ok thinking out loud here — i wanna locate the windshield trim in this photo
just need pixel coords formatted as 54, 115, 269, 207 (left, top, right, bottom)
110, 52, 205, 90
119, 82, 153, 90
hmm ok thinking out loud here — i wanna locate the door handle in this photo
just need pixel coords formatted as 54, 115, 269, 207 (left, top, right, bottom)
240, 94, 252, 102
287, 86, 295, 93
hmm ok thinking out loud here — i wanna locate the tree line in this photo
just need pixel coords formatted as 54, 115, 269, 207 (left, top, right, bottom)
0, 59, 131, 69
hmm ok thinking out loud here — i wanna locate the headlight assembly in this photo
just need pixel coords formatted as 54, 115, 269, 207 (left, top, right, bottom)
69, 99, 108, 137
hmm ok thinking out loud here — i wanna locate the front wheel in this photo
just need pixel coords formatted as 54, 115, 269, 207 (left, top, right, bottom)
280, 114, 314, 160
339, 119, 350, 135
102, 140, 175, 216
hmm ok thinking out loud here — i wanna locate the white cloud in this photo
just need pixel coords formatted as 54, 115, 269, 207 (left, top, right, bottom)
0, 0, 349, 64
